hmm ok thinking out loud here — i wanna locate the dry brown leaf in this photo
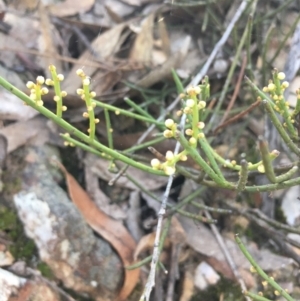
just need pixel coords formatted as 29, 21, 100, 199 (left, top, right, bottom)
134, 217, 184, 260
38, 2, 62, 75
168, 216, 186, 246
62, 23, 126, 92
0, 88, 38, 121
48, 0, 95, 17
84, 154, 169, 190
84, 164, 127, 220
0, 116, 50, 153
56, 161, 139, 301
179, 270, 194, 301
129, 13, 154, 65
134, 232, 156, 260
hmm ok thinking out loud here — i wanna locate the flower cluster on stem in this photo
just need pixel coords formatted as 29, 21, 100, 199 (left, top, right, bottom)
151, 83, 207, 176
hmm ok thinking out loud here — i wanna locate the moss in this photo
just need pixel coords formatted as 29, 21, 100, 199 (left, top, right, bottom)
37, 262, 54, 279
0, 206, 37, 262
191, 276, 244, 301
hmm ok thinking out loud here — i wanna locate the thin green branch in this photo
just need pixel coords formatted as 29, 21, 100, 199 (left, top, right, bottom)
235, 235, 295, 301
94, 100, 164, 126
262, 100, 300, 156
258, 137, 277, 183
0, 76, 165, 176
175, 131, 234, 188
236, 159, 248, 191
104, 108, 113, 149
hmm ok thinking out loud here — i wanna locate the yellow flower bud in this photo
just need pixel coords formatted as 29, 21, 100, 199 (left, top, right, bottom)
165, 151, 174, 161
61, 91, 67, 97
277, 72, 285, 80
90, 91, 96, 98
26, 81, 35, 89
164, 166, 175, 176
36, 76, 45, 85
197, 122, 205, 129
165, 119, 174, 128
76, 88, 84, 95
185, 129, 193, 136
57, 74, 64, 81
183, 107, 192, 114
83, 78, 90, 86
186, 98, 195, 108
267, 83, 275, 91
41, 87, 49, 95
53, 95, 60, 102
163, 130, 173, 138
189, 137, 197, 145
151, 158, 161, 169
198, 101, 206, 109
76, 69, 85, 77
45, 78, 53, 86
262, 86, 269, 93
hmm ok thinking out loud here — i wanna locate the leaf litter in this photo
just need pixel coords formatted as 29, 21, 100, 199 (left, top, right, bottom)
1, 0, 300, 300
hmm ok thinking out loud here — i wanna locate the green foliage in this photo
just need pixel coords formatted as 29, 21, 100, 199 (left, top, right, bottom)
191, 276, 244, 301
0, 206, 37, 262
0, 66, 299, 300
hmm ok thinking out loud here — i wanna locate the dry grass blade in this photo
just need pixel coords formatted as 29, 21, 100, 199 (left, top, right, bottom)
54, 160, 140, 301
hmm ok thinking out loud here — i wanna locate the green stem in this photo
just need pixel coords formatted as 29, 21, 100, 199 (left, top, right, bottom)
104, 109, 113, 149
123, 136, 166, 154
236, 159, 248, 191
235, 235, 295, 301
245, 76, 274, 105
243, 291, 272, 301
83, 81, 95, 141
262, 100, 300, 156
258, 137, 277, 183
94, 100, 164, 126
0, 76, 165, 176
126, 256, 152, 270
124, 97, 162, 128
175, 131, 233, 188
199, 137, 225, 180
206, 14, 252, 133
49, 66, 63, 118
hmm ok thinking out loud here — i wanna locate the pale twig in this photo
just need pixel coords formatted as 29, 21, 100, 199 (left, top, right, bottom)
139, 3, 249, 299
166, 244, 181, 301
139, 115, 186, 301
203, 208, 251, 301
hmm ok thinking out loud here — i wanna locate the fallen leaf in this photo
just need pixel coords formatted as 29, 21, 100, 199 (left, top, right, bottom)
0, 116, 51, 153
84, 163, 127, 220
0, 89, 38, 121
134, 217, 184, 260
129, 13, 154, 65
84, 153, 169, 190
38, 2, 62, 75
55, 160, 139, 301
48, 0, 95, 17
179, 270, 194, 301
62, 23, 126, 92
